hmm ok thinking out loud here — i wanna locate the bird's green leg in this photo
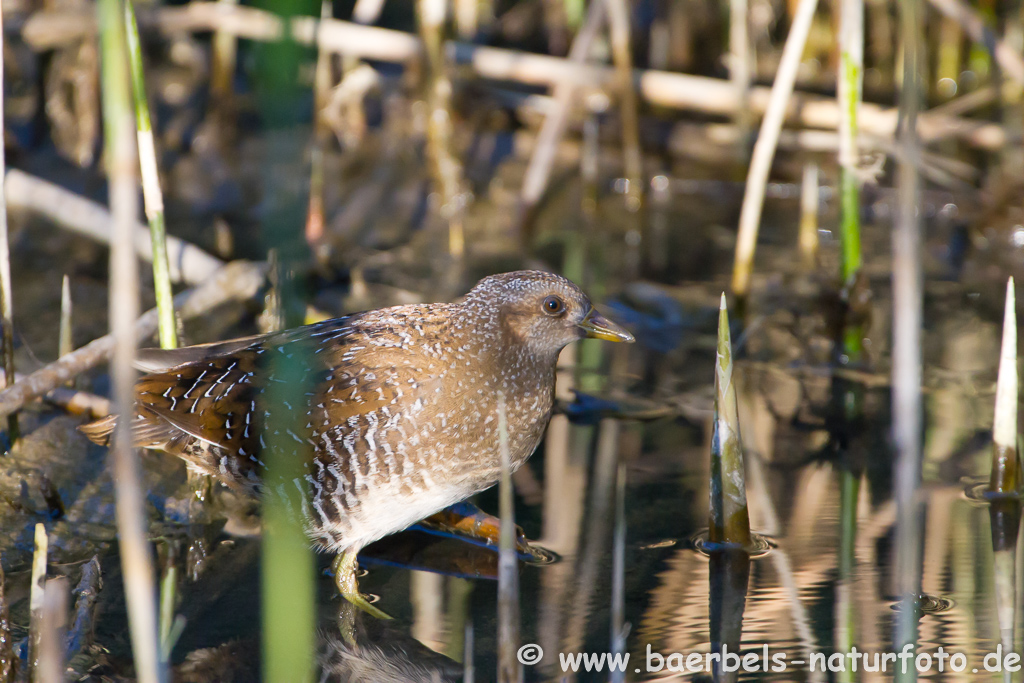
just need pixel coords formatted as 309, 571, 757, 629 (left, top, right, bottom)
332, 550, 392, 620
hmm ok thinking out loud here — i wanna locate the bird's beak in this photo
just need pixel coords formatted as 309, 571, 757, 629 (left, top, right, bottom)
578, 308, 635, 343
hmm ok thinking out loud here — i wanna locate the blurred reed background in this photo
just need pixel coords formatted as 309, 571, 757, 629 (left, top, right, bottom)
0, 0, 1023, 680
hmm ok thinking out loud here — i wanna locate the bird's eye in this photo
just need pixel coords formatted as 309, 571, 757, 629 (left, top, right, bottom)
542, 295, 566, 316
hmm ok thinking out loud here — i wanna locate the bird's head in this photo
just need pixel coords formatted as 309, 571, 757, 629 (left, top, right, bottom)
465, 271, 634, 360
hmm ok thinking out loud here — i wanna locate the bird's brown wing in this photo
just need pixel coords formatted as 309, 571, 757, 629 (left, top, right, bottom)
121, 314, 446, 489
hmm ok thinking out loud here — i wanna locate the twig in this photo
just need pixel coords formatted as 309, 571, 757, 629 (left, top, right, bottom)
45, 387, 110, 418
66, 557, 102, 668
125, 1, 178, 351
0, 260, 265, 420
11, 377, 112, 418
731, 0, 819, 299
5, 170, 224, 286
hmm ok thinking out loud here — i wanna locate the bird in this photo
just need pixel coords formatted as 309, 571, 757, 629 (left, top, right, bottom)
82, 270, 634, 616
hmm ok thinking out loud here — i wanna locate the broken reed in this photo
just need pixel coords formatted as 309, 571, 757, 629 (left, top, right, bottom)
124, 0, 177, 351
709, 294, 750, 547
27, 523, 47, 681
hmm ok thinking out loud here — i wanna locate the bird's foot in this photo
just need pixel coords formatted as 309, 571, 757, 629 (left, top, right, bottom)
332, 550, 392, 620
423, 502, 540, 558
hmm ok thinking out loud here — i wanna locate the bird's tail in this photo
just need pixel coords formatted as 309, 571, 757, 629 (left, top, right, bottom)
80, 415, 117, 446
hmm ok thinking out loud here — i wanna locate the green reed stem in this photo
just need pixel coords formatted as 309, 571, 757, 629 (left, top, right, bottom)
839, 0, 864, 367
709, 294, 750, 547
124, 0, 177, 351
836, 469, 859, 683
838, 0, 863, 284
262, 350, 315, 683
157, 543, 178, 660
563, 0, 583, 30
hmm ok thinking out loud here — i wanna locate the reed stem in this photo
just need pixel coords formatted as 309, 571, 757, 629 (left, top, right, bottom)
838, 0, 863, 289
0, 1, 17, 443
992, 277, 1020, 494
731, 0, 820, 300
418, 0, 467, 259
892, 0, 924, 674
798, 162, 819, 268
605, 0, 643, 212
59, 275, 73, 358
124, 0, 177, 351
496, 392, 522, 683
306, 0, 333, 250
710, 294, 750, 546
0, 564, 11, 683
609, 460, 627, 683
99, 0, 165, 680
28, 523, 48, 681
989, 277, 1021, 676
729, 0, 752, 157
38, 578, 69, 683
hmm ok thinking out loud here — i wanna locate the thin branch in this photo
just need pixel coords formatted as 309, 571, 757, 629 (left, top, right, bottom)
5, 170, 224, 286
0, 260, 265, 419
